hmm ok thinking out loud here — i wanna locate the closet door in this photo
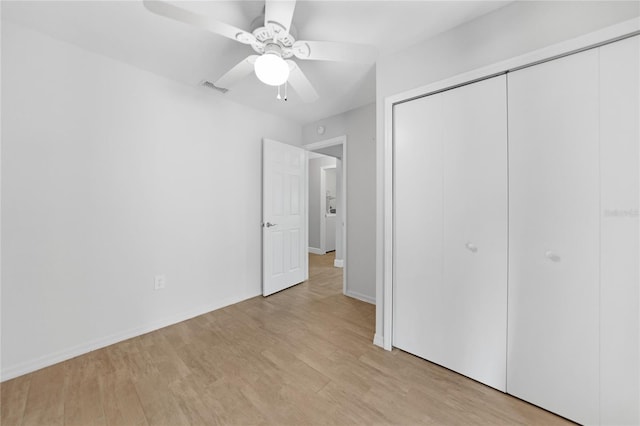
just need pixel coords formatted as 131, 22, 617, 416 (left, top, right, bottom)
600, 35, 639, 426
441, 76, 508, 391
393, 93, 444, 359
394, 76, 508, 391
507, 50, 600, 425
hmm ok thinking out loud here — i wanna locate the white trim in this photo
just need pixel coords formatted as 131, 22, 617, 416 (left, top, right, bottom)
320, 166, 326, 253
380, 18, 640, 353
373, 333, 384, 348
383, 95, 394, 351
306, 136, 348, 296
308, 151, 325, 160
305, 150, 310, 281
308, 247, 325, 255
345, 290, 375, 305
305, 135, 346, 151
1, 291, 261, 382
333, 259, 344, 268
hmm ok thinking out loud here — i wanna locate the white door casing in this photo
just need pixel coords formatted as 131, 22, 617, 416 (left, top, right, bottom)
262, 139, 308, 296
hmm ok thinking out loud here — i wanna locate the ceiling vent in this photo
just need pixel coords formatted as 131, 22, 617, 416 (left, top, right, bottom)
200, 80, 229, 94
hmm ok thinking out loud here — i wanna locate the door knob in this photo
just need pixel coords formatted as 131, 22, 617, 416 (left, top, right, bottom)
264, 222, 277, 228
465, 242, 478, 253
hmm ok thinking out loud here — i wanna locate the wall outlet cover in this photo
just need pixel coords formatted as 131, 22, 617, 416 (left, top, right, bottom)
154, 275, 166, 290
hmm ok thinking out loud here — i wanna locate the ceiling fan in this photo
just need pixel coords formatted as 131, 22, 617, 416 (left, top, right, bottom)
143, 0, 377, 103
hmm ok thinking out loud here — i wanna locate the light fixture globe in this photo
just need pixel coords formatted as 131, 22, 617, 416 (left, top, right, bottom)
254, 53, 290, 86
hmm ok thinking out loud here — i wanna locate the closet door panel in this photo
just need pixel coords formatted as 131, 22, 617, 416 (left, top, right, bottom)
507, 50, 600, 425
441, 76, 508, 391
393, 94, 444, 354
600, 35, 640, 426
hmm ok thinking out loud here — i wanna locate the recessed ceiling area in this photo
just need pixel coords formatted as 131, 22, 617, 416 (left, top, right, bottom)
2, 1, 511, 124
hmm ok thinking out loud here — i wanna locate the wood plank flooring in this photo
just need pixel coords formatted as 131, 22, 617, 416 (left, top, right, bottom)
1, 253, 571, 425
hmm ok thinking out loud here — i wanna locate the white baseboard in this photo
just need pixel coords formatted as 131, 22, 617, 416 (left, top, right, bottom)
373, 333, 384, 348
0, 291, 261, 382
333, 258, 344, 268
344, 289, 375, 305
308, 247, 325, 255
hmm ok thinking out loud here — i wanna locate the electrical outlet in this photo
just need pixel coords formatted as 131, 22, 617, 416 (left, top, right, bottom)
154, 275, 166, 290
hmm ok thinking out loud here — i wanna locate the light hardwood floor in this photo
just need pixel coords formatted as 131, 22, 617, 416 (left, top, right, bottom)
1, 253, 571, 425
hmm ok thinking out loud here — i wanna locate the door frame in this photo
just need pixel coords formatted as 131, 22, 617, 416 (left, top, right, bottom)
379, 19, 640, 350
306, 135, 347, 295
319, 164, 337, 254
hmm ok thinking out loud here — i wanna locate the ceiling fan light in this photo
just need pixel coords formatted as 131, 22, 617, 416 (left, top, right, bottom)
254, 53, 290, 86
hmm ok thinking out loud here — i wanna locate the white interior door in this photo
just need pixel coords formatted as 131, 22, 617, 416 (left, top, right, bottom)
263, 139, 307, 296
393, 76, 508, 392
599, 35, 639, 426
507, 49, 600, 425
393, 92, 445, 361
441, 75, 508, 391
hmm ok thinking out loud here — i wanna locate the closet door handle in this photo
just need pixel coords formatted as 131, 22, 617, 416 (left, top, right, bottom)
465, 242, 478, 253
545, 250, 561, 262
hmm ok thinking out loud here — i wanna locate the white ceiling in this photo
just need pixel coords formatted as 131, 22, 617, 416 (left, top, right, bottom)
2, 0, 511, 124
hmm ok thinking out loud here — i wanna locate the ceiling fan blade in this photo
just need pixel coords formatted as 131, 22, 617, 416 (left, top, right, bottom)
264, 0, 296, 34
285, 61, 319, 103
292, 40, 377, 64
143, 0, 258, 45
214, 55, 259, 89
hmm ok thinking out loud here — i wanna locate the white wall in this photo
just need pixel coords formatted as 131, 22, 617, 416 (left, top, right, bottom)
303, 103, 376, 304
1, 22, 302, 380
375, 1, 640, 344
308, 155, 336, 251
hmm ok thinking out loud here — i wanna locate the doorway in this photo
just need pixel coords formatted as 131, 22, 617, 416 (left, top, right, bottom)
320, 165, 337, 254
306, 136, 347, 295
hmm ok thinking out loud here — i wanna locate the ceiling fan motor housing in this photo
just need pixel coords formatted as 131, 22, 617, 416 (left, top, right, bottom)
262, 42, 284, 58
249, 12, 297, 59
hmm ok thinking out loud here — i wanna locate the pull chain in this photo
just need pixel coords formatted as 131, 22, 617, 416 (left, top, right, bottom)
276, 83, 288, 101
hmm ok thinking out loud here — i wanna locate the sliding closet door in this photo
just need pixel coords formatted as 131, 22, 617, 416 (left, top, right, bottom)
393, 93, 444, 359
600, 35, 639, 426
394, 76, 507, 391
507, 50, 600, 425
441, 76, 508, 391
